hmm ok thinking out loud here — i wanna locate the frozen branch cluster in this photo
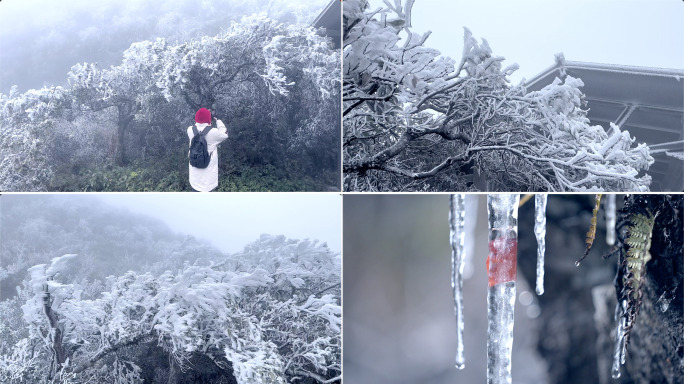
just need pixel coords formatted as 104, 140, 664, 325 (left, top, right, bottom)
0, 236, 340, 383
343, 0, 653, 192
0, 86, 67, 191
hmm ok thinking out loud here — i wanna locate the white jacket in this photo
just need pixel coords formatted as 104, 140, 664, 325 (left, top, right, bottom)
187, 119, 228, 192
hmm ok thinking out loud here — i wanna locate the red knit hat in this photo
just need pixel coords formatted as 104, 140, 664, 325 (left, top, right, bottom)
195, 108, 211, 124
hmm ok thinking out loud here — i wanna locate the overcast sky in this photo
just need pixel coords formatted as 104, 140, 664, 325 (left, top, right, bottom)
371, 0, 683, 84
0, 0, 329, 92
96, 193, 341, 254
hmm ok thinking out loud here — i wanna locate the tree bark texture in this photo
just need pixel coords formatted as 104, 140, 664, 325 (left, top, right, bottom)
43, 286, 67, 377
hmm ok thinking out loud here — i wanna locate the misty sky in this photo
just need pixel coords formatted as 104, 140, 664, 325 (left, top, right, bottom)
96, 193, 341, 254
370, 0, 683, 84
0, 0, 329, 93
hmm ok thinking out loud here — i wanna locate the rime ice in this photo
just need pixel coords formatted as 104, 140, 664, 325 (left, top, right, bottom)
656, 290, 674, 313
486, 194, 519, 384
612, 300, 628, 379
606, 194, 617, 246
449, 194, 466, 369
534, 194, 547, 295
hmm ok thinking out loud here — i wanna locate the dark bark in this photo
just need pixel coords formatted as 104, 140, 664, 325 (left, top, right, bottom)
165, 350, 237, 384
71, 334, 154, 374
116, 121, 128, 166
115, 102, 138, 166
343, 127, 471, 176
43, 286, 67, 376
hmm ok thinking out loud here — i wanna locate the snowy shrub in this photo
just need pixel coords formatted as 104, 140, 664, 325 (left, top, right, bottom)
1, 14, 340, 191
0, 236, 340, 383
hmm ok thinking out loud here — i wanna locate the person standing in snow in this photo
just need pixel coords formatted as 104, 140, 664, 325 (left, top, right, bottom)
187, 108, 228, 192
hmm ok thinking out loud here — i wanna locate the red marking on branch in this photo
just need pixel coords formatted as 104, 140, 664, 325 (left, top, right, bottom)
486, 237, 517, 287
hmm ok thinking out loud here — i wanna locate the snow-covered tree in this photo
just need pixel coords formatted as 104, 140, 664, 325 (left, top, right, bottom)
0, 195, 226, 301
0, 86, 68, 191
343, 0, 653, 192
68, 49, 158, 166
0, 236, 340, 383
1, 15, 340, 191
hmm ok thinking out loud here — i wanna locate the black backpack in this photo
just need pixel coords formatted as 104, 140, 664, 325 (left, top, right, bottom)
189, 126, 212, 168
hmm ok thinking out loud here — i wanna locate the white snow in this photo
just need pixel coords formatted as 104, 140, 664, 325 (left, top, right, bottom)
665, 151, 684, 160
45, 254, 78, 278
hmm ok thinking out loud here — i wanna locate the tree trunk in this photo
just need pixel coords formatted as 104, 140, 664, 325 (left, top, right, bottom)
116, 121, 128, 166
115, 103, 137, 166
43, 285, 67, 378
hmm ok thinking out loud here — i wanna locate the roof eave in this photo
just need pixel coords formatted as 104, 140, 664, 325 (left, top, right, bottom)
525, 59, 684, 89
311, 0, 337, 28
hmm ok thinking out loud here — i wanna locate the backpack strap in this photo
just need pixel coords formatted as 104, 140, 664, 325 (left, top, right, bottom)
192, 125, 199, 136
200, 126, 213, 136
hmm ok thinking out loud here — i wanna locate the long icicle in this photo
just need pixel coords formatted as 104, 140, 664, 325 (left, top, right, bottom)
605, 194, 616, 246
449, 194, 466, 369
534, 194, 547, 295
486, 193, 519, 384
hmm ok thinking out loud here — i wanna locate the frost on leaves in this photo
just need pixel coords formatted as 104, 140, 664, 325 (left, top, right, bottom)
343, 0, 653, 192
0, 15, 340, 189
0, 236, 340, 384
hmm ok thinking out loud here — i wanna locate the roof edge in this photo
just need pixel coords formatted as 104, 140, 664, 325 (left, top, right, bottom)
311, 0, 338, 28
524, 59, 684, 89
523, 62, 561, 89
563, 60, 684, 78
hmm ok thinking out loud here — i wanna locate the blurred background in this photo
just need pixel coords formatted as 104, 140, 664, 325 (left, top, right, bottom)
342, 194, 674, 384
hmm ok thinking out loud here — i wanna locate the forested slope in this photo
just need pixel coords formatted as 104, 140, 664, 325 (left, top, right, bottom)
0, 196, 341, 383
1, 14, 340, 192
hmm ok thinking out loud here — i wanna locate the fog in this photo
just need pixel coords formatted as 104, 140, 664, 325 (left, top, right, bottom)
0, 0, 329, 93
368, 0, 683, 84
0, 193, 341, 301
96, 193, 342, 253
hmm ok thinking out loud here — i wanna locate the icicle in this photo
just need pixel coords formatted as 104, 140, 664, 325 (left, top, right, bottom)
534, 194, 547, 295
449, 194, 466, 369
486, 194, 519, 384
605, 194, 616, 246
463, 195, 479, 280
656, 289, 675, 313
611, 300, 627, 379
